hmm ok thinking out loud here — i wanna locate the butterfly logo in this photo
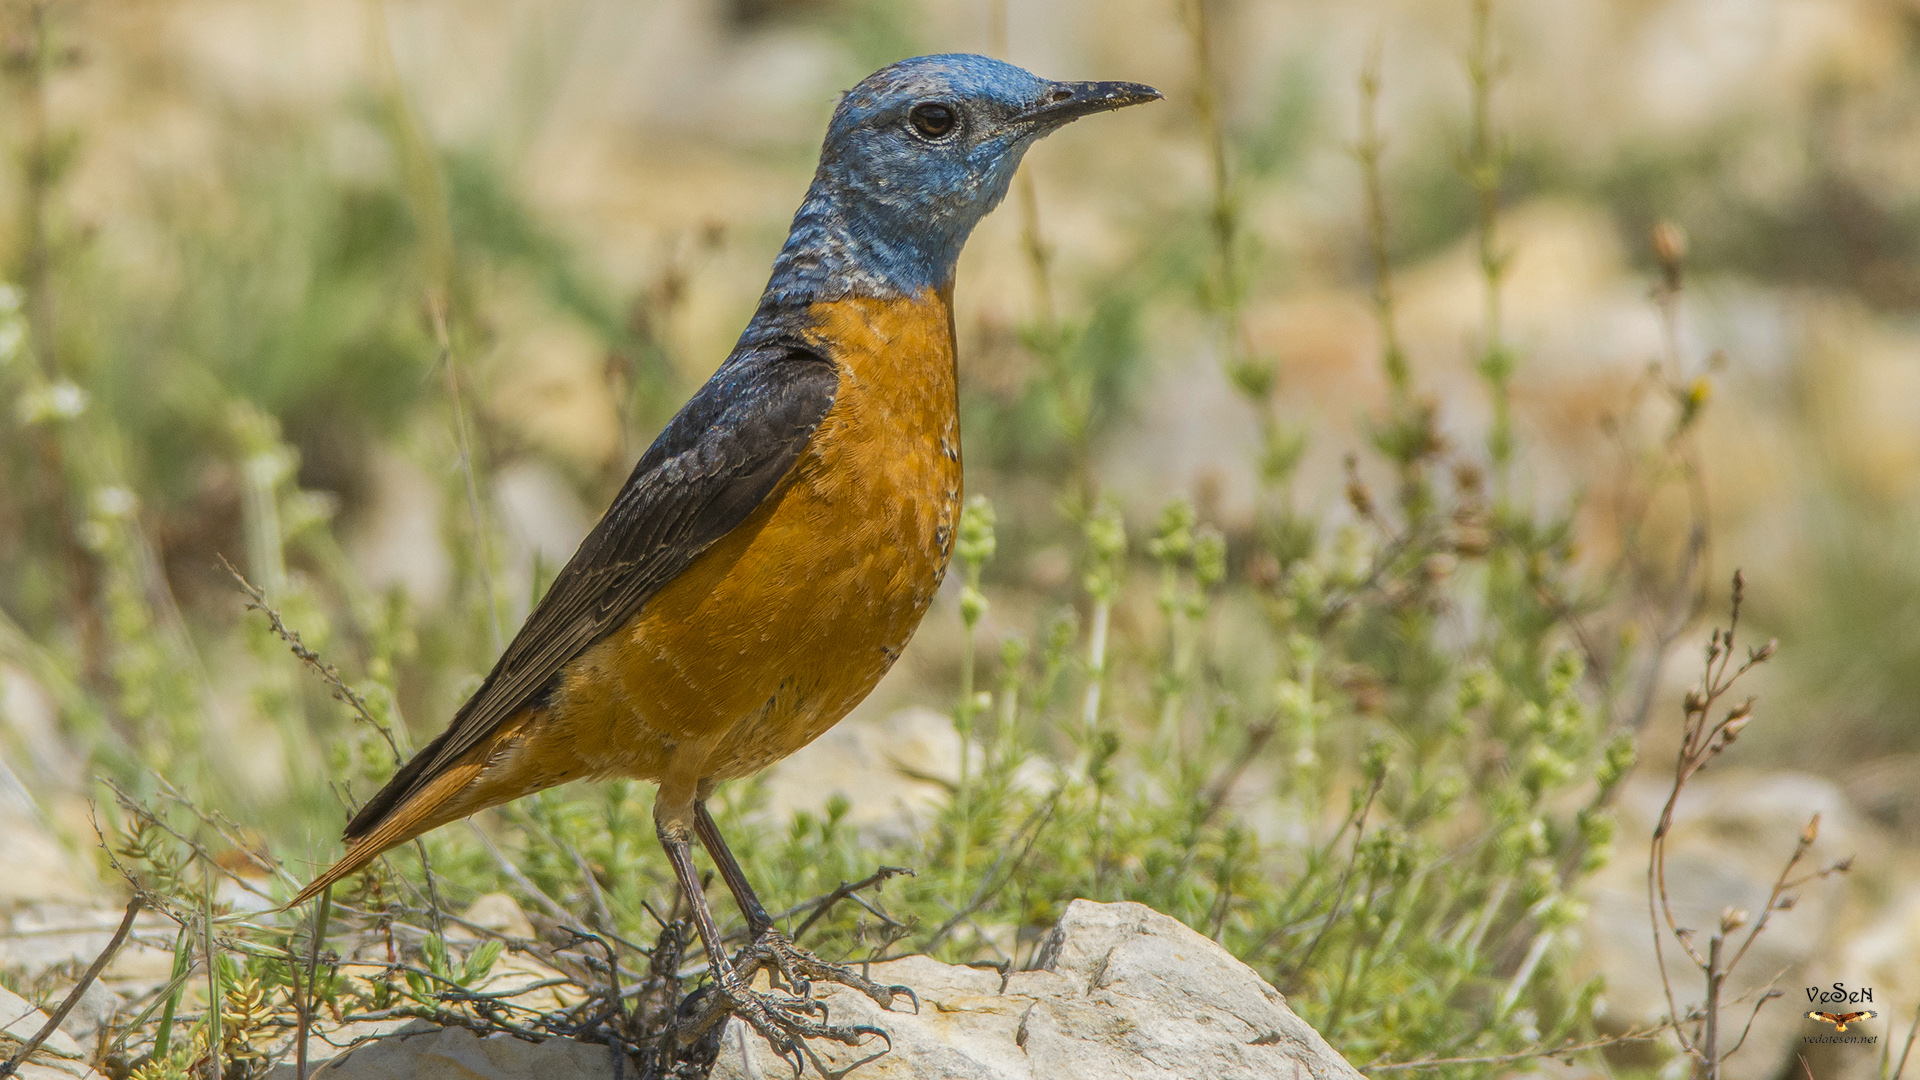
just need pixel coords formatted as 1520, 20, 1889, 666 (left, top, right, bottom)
1807, 1011, 1876, 1032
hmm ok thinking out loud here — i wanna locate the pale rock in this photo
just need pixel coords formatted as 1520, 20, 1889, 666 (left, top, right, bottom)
0, 670, 94, 907
51, 982, 121, 1061
755, 708, 1053, 839
486, 301, 623, 471
493, 461, 594, 629
0, 790, 93, 907
265, 1019, 482, 1079
449, 893, 538, 942
714, 899, 1365, 1080
343, 449, 451, 611
1811, 858, 1920, 1080
1095, 330, 1262, 535
0, 904, 174, 990
0, 984, 105, 1080
0, 665, 85, 797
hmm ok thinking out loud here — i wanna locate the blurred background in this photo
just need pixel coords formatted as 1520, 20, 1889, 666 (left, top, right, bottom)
4, 0, 1920, 1076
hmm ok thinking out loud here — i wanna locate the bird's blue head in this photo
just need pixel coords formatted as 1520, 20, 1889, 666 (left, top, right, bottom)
761, 54, 1160, 304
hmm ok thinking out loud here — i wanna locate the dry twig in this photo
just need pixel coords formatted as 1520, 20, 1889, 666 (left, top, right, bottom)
1646, 573, 1843, 1080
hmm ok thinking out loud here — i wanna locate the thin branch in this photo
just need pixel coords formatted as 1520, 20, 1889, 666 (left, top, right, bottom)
907, 800, 1054, 960
1365, 1024, 1671, 1072
296, 886, 330, 1080
148, 771, 297, 888
1890, 999, 1920, 1080
1281, 773, 1384, 993
1722, 988, 1783, 1061
788, 867, 914, 944
1197, 719, 1278, 827
222, 555, 400, 758
465, 821, 581, 932
427, 293, 505, 653
101, 779, 280, 904
566, 844, 617, 936
1724, 816, 1822, 974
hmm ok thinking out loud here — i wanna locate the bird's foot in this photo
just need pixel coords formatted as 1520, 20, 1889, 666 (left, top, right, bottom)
678, 961, 889, 1075
737, 929, 918, 1016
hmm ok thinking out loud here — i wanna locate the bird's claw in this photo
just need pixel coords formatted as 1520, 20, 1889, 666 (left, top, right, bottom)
674, 931, 909, 1074
677, 947, 894, 1076
739, 930, 913, 1014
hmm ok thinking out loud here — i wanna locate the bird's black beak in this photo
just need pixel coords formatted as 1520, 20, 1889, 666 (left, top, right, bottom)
1014, 80, 1163, 127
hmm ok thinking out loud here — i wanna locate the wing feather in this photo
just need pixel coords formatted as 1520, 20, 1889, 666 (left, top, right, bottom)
342, 344, 839, 841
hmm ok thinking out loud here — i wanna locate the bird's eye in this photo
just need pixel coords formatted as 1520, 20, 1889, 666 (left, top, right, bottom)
909, 103, 956, 138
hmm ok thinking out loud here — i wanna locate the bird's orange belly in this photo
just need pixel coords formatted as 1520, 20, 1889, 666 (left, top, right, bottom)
547, 291, 961, 788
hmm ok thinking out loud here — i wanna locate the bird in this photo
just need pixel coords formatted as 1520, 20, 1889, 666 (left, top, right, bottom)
1807, 1011, 1875, 1032
292, 53, 1159, 1058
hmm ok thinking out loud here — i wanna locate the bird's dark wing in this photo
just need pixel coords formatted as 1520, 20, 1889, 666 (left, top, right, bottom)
344, 345, 839, 841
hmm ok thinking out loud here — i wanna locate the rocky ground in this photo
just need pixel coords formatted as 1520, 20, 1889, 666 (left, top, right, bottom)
1, 896, 1366, 1080
5, 718, 1919, 1080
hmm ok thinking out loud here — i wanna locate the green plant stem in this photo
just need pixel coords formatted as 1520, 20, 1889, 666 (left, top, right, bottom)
368, 1, 504, 652
203, 872, 223, 1080
1465, 0, 1515, 497
1497, 928, 1554, 1018
150, 926, 191, 1063
1188, 0, 1238, 322
1323, 865, 1379, 1037
953, 575, 978, 909
9, 0, 104, 697
990, 0, 1093, 513
297, 886, 332, 1080
1081, 596, 1111, 736
1155, 561, 1182, 745
1357, 42, 1409, 403
1458, 874, 1512, 965
429, 297, 504, 652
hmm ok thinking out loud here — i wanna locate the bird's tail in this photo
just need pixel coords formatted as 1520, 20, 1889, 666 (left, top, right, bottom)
288, 752, 493, 907
287, 714, 543, 908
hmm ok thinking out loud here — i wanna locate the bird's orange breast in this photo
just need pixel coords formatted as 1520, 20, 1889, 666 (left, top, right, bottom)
541, 289, 961, 789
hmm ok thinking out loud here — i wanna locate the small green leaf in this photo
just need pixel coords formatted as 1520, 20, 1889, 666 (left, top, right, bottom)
461, 939, 504, 986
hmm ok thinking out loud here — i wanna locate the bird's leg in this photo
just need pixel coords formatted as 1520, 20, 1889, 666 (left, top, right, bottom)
693, 801, 915, 1014
692, 801, 776, 935
657, 813, 883, 1065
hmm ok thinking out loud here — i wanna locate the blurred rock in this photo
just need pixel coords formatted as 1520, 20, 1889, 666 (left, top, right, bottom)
344, 449, 452, 611
0, 792, 93, 908
1617, 0, 1895, 136
0, 904, 176, 997
0, 667, 85, 797
1096, 332, 1264, 534
754, 707, 1053, 839
0, 984, 105, 1080
1820, 881, 1920, 1080
0, 687, 97, 907
51, 982, 120, 1062
494, 461, 595, 628
487, 305, 623, 472
450, 893, 538, 941
1577, 772, 1873, 1080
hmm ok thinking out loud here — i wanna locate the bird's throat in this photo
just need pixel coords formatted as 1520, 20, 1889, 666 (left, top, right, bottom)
759, 180, 974, 307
